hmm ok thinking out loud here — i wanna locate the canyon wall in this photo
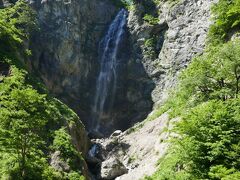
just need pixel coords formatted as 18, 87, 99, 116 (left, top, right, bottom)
127, 0, 217, 106
28, 0, 217, 135
29, 0, 118, 132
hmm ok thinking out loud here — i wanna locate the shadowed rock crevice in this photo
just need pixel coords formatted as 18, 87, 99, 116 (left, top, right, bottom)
0, 61, 10, 77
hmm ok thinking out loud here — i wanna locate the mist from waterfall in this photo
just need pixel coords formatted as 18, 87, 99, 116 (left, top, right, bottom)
91, 9, 128, 133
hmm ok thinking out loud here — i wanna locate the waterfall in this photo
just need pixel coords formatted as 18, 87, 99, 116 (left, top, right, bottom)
91, 9, 128, 133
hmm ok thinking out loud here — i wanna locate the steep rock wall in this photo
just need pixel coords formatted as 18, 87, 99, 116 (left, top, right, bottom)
29, 0, 117, 130
126, 0, 218, 108
27, 0, 217, 135
86, 1, 219, 178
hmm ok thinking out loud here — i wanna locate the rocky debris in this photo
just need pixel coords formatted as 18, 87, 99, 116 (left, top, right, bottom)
100, 157, 128, 180
87, 112, 178, 180
230, 31, 240, 41
50, 151, 70, 172
114, 113, 173, 180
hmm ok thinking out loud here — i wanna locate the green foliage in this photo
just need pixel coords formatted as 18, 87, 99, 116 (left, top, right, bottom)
152, 0, 180, 8
52, 128, 83, 165
209, 165, 240, 180
110, 0, 133, 9
146, 2, 240, 176
143, 14, 159, 25
140, 3, 240, 177
0, 1, 86, 179
0, 65, 86, 179
0, 0, 37, 60
67, 172, 85, 180
0, 52, 55, 178
52, 128, 85, 179
176, 99, 240, 179
143, 37, 158, 59
144, 146, 191, 180
209, 0, 240, 44
161, 40, 240, 119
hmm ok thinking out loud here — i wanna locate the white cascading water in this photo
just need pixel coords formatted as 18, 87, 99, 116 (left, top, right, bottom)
91, 9, 128, 133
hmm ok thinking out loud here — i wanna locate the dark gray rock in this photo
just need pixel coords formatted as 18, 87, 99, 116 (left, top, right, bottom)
0, 0, 12, 7
0, 0, 3, 8
29, 0, 118, 132
100, 157, 128, 179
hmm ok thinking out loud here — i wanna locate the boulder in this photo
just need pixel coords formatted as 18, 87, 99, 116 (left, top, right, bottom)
100, 157, 128, 179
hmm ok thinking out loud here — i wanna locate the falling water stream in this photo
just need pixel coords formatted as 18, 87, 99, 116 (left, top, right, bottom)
91, 9, 128, 134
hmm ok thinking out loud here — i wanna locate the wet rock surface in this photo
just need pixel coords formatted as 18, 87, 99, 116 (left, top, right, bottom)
110, 130, 123, 137
28, 0, 152, 135
101, 157, 128, 179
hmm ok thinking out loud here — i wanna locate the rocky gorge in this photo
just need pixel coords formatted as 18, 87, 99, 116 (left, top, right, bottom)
0, 0, 222, 179
30, 0, 217, 179
27, 0, 216, 135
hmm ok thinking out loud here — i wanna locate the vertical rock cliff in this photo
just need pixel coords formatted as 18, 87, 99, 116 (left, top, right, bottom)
99, 0, 218, 135
2, 0, 218, 178
28, 0, 151, 135
84, 0, 219, 179
26, 0, 217, 136
126, 0, 217, 107
29, 0, 118, 132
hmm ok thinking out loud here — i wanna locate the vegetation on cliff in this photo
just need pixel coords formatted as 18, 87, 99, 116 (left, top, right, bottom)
209, 0, 240, 44
1, 0, 239, 179
0, 1, 86, 179
146, 0, 240, 179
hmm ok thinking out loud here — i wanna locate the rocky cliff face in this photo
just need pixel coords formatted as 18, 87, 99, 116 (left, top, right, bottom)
12, 0, 218, 178
27, 0, 217, 136
127, 0, 218, 107
103, 0, 218, 135
28, 0, 152, 135
29, 0, 117, 131
85, 0, 219, 179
